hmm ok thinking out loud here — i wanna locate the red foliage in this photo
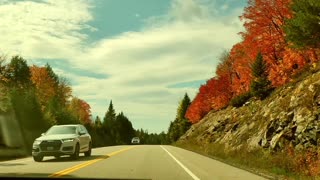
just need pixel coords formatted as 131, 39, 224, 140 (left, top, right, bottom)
229, 42, 255, 96
186, 0, 320, 124
185, 76, 232, 123
240, 0, 293, 86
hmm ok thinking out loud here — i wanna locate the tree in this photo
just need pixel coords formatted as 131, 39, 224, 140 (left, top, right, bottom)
176, 93, 192, 136
285, 0, 320, 49
103, 100, 116, 126
176, 93, 191, 120
102, 100, 116, 144
114, 112, 135, 144
95, 116, 102, 128
168, 93, 192, 142
68, 97, 92, 125
167, 121, 180, 142
30, 66, 57, 111
2, 56, 31, 88
10, 88, 49, 152
250, 52, 272, 99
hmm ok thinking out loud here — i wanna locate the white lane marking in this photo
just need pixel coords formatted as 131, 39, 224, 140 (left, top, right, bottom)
160, 145, 200, 180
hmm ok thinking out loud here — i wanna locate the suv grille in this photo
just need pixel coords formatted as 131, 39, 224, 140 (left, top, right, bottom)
40, 140, 62, 151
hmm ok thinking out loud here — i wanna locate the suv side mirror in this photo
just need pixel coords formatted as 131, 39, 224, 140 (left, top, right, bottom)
79, 131, 85, 136
41, 133, 45, 136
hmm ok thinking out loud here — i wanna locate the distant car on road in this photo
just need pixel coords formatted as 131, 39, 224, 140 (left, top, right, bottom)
131, 137, 140, 144
32, 124, 92, 162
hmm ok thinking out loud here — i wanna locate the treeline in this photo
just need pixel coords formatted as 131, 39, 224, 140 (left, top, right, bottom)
186, 0, 320, 123
0, 56, 83, 151
167, 93, 191, 143
0, 57, 172, 152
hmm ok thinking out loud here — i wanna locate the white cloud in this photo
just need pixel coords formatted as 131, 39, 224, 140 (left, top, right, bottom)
0, 0, 93, 59
0, 0, 244, 133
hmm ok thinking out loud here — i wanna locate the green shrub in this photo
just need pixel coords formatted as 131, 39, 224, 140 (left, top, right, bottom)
230, 92, 252, 107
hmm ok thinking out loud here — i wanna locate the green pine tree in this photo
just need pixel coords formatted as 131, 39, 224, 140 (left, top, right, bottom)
250, 52, 272, 99
102, 100, 116, 144
284, 0, 320, 49
95, 116, 102, 128
176, 93, 191, 120
5, 56, 31, 88
167, 93, 192, 143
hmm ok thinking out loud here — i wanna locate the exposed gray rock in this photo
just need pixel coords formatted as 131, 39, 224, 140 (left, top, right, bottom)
179, 71, 320, 152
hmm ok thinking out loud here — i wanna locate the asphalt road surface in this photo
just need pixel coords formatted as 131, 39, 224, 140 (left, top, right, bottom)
0, 145, 266, 180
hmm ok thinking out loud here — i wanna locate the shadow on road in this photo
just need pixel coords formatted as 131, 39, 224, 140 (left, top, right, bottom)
0, 173, 151, 180
0, 162, 25, 166
0, 173, 75, 178
42, 155, 108, 162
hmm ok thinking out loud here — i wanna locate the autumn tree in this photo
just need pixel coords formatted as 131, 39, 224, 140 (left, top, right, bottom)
30, 66, 57, 110
68, 97, 92, 125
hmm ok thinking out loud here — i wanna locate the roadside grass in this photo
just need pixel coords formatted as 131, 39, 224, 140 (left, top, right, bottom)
175, 141, 314, 180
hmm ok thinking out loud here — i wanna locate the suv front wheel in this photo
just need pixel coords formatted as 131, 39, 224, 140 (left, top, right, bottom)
84, 142, 91, 157
71, 143, 80, 160
33, 155, 43, 162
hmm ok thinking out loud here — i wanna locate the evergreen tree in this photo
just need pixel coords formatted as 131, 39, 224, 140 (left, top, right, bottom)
95, 116, 102, 128
4, 56, 31, 88
250, 52, 272, 99
168, 120, 180, 142
114, 112, 135, 144
176, 93, 191, 136
102, 100, 116, 144
176, 93, 191, 120
167, 93, 192, 143
45, 63, 59, 86
285, 0, 320, 49
103, 100, 116, 124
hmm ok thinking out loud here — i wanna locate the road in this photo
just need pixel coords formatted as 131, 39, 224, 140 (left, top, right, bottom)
0, 145, 266, 180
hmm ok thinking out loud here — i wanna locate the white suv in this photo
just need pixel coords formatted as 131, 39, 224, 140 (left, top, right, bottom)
32, 124, 92, 162
131, 137, 140, 144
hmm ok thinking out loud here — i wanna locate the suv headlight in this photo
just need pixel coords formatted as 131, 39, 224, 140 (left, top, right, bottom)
33, 140, 41, 145
62, 138, 75, 143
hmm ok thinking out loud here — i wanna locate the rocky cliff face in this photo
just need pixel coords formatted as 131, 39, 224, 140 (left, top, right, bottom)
179, 71, 320, 152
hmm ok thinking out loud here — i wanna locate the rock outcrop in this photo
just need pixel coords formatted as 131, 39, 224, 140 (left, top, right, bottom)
179, 71, 320, 152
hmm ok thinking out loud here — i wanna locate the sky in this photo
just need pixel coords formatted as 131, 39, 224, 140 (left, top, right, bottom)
0, 0, 247, 133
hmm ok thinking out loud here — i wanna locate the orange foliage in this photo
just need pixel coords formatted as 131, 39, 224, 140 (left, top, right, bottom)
240, 0, 293, 86
229, 43, 255, 96
68, 97, 92, 125
30, 66, 57, 110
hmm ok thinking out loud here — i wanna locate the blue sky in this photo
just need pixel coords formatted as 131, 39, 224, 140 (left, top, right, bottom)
0, 0, 247, 133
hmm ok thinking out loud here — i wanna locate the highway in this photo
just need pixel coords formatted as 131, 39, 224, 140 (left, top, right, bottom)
0, 145, 266, 180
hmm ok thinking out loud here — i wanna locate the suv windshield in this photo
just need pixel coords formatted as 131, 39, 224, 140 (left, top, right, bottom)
45, 126, 76, 135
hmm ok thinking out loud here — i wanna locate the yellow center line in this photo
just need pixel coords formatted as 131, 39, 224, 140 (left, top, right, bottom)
49, 146, 136, 177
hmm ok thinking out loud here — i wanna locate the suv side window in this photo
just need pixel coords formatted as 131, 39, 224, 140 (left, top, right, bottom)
79, 125, 88, 134
75, 126, 81, 134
